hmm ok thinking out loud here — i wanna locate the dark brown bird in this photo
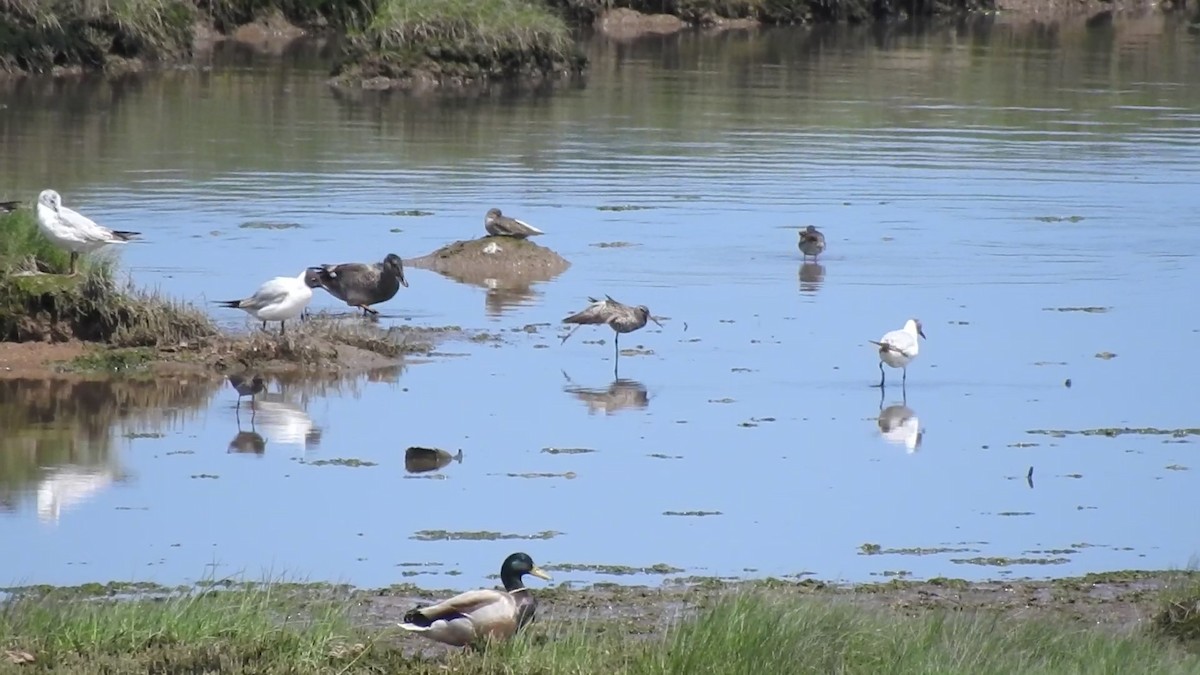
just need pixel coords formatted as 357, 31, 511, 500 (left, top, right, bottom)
310, 253, 408, 316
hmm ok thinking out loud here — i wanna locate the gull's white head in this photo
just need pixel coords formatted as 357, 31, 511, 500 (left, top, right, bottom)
905, 318, 927, 340
38, 190, 62, 211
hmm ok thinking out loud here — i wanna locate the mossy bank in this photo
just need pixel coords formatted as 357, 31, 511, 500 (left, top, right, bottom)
0, 208, 459, 376
2, 571, 1199, 673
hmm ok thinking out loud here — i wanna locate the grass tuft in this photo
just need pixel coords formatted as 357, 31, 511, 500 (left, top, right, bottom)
0, 209, 217, 346
1152, 571, 1200, 647
0, 0, 195, 73
333, 0, 585, 88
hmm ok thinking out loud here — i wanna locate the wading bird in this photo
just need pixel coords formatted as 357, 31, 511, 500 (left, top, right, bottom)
216, 270, 322, 335
485, 208, 544, 239
398, 552, 551, 648
869, 318, 926, 389
561, 295, 662, 365
309, 253, 408, 316
35, 189, 140, 275
798, 225, 825, 261
227, 373, 265, 409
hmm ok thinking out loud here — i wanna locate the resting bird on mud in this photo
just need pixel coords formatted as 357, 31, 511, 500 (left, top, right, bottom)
35, 189, 141, 275
398, 552, 552, 648
869, 318, 926, 389
309, 253, 408, 316
798, 225, 825, 261
484, 208, 544, 239
215, 270, 322, 335
561, 295, 663, 364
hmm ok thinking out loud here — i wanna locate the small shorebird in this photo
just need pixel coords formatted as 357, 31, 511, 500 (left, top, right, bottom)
35, 189, 141, 275
869, 318, 926, 389
215, 270, 322, 335
1, 199, 20, 213
485, 208, 544, 239
310, 253, 408, 316
798, 225, 825, 261
561, 295, 662, 361
227, 373, 266, 408
399, 552, 551, 648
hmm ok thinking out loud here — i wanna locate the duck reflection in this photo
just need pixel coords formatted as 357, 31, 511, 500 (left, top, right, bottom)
562, 371, 649, 416
404, 446, 464, 474
877, 393, 922, 454
798, 262, 825, 295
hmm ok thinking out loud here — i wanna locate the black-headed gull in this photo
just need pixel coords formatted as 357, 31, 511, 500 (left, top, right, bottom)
216, 270, 322, 335
35, 189, 140, 275
869, 318, 926, 388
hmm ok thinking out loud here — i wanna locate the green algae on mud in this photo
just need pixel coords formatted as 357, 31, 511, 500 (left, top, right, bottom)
3, 571, 1200, 674
408, 529, 564, 541
1027, 426, 1200, 438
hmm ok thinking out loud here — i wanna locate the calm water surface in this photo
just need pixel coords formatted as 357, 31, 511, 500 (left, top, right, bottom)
2, 19, 1199, 590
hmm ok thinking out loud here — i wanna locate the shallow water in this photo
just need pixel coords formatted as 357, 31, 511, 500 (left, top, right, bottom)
2, 18, 1199, 590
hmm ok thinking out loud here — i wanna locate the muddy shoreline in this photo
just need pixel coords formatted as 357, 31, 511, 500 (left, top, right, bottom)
4, 570, 1188, 646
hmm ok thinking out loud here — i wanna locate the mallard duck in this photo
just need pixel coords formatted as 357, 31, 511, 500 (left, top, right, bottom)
36, 189, 141, 275
485, 208, 544, 239
310, 253, 408, 316
216, 270, 323, 335
798, 225, 825, 261
399, 552, 552, 647
869, 318, 927, 389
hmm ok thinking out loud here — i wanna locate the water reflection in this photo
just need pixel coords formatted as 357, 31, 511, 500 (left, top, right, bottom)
228, 412, 267, 455
434, 264, 568, 318
0, 376, 221, 518
404, 446, 464, 474
252, 392, 322, 454
798, 262, 826, 295
877, 397, 923, 454
37, 466, 119, 524
562, 372, 650, 415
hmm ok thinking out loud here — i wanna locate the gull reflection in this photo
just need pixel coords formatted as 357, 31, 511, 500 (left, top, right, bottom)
254, 389, 322, 455
36, 465, 119, 524
404, 446, 464, 474
877, 393, 922, 454
562, 371, 649, 416
798, 262, 825, 295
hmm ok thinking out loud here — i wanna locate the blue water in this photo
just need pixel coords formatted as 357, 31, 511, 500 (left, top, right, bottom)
1, 20, 1199, 590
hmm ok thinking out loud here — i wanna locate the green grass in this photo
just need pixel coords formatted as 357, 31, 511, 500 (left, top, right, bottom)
3, 581, 1200, 674
0, 0, 195, 73
334, 0, 584, 87
0, 209, 217, 346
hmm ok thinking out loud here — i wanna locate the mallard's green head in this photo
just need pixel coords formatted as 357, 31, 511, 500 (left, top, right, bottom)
500, 552, 552, 590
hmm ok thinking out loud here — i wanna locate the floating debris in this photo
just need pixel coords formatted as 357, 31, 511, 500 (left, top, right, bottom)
239, 221, 301, 230
663, 510, 722, 517
1094, 352, 1118, 360
1044, 306, 1110, 313
306, 458, 378, 468
409, 530, 562, 541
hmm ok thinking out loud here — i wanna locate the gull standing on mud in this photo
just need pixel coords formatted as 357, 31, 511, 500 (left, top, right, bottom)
35, 189, 141, 275
309, 253, 408, 316
215, 270, 322, 335
562, 295, 662, 368
798, 225, 825, 261
484, 208, 544, 239
399, 552, 551, 648
869, 318, 926, 389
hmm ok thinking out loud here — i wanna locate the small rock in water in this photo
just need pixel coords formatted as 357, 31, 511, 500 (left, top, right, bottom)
1064, 378, 1072, 388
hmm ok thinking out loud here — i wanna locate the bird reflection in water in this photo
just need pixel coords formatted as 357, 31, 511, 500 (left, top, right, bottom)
37, 466, 120, 524
228, 410, 267, 455
562, 371, 650, 416
798, 262, 825, 295
876, 389, 922, 454
404, 446, 464, 474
